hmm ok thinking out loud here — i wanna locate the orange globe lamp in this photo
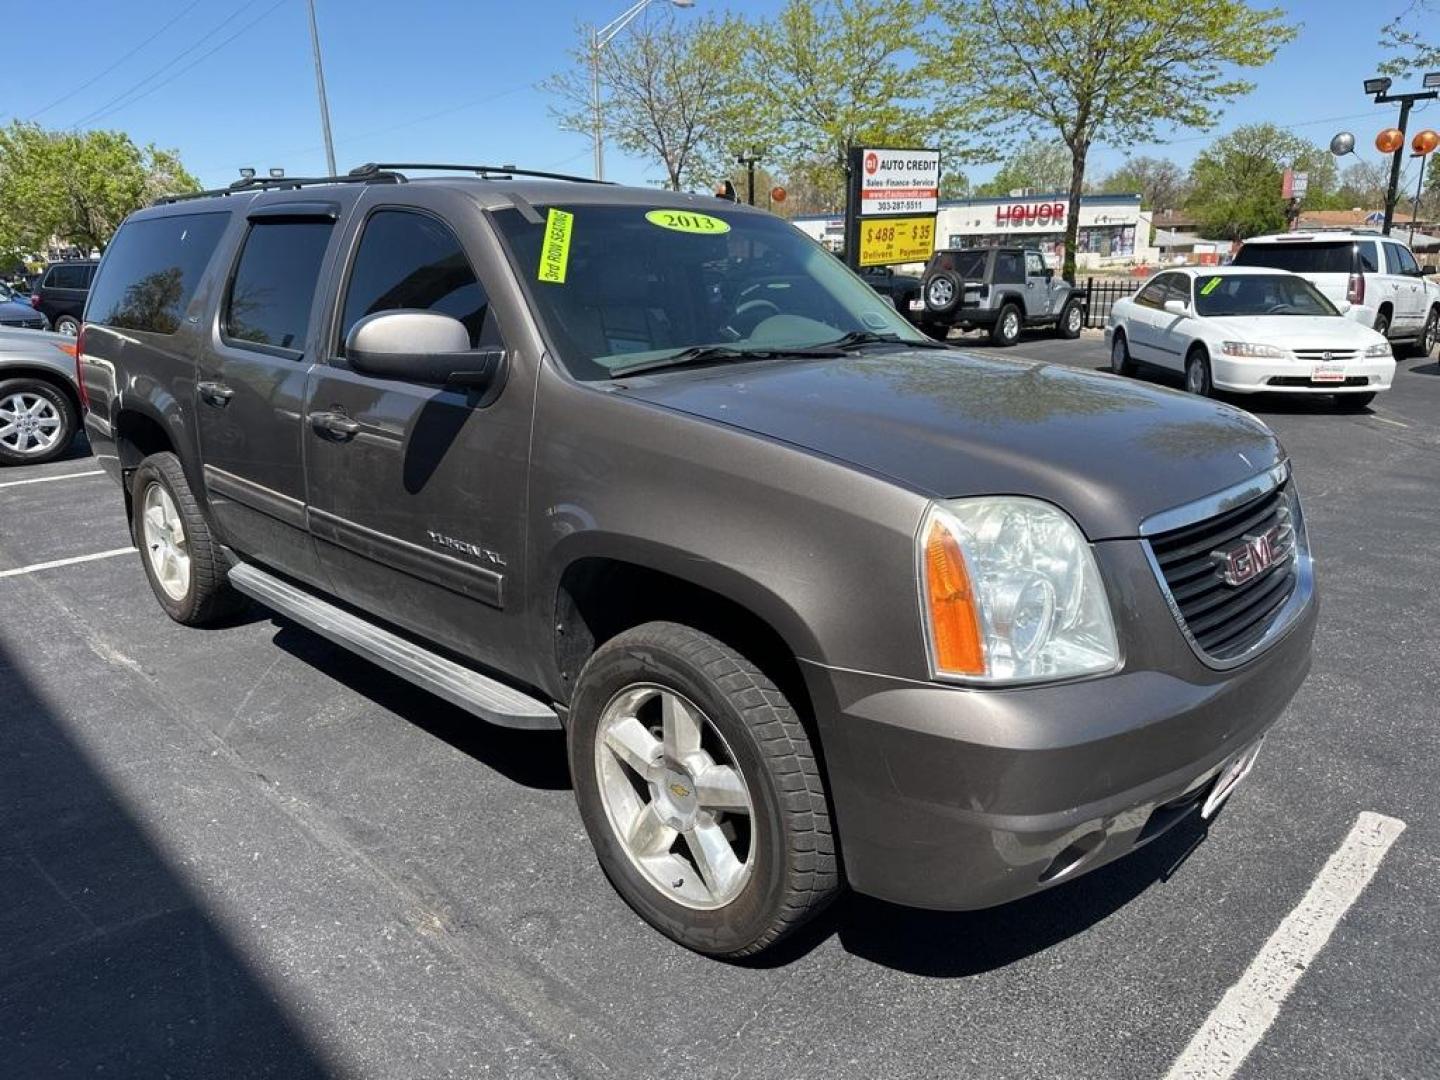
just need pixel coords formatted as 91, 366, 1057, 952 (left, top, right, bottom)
770, 186, 787, 204
1412, 129, 1440, 155
1376, 128, 1405, 154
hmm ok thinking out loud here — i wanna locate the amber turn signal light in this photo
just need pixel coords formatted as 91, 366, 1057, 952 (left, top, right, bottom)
923, 516, 986, 676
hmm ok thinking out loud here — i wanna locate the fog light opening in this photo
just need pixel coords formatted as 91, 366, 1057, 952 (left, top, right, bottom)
1038, 829, 1106, 885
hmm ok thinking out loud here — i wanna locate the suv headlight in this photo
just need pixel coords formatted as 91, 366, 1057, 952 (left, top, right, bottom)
1365, 341, 1392, 357
919, 498, 1119, 684
1221, 341, 1287, 358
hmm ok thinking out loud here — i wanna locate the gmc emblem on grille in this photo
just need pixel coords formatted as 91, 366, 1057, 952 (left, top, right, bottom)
1215, 526, 1282, 586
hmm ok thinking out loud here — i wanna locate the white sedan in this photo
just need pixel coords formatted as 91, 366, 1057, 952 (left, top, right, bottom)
1105, 266, 1395, 409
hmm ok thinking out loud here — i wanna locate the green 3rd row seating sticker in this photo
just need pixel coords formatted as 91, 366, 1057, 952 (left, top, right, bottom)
538, 208, 574, 284
1200, 276, 1222, 295
645, 209, 731, 235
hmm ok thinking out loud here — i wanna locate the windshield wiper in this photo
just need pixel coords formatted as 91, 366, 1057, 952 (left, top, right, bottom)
819, 330, 951, 350
607, 343, 844, 379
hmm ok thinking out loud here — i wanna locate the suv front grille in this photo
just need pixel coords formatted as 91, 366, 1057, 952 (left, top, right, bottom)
1145, 479, 1301, 662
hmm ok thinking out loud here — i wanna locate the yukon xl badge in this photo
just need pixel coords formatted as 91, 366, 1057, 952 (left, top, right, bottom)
1215, 526, 1282, 587
427, 531, 506, 568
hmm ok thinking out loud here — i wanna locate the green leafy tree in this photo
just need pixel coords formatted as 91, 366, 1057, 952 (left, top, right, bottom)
973, 141, 1071, 196
544, 11, 748, 190
736, 0, 972, 209
1097, 155, 1190, 211
935, 0, 1295, 280
1333, 159, 1391, 210
1187, 123, 1334, 240
1378, 1, 1438, 76
0, 122, 197, 262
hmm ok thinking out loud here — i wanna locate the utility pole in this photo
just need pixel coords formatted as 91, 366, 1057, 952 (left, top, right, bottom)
306, 0, 337, 176
736, 150, 761, 205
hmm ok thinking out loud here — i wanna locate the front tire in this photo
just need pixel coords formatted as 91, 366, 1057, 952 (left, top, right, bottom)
1184, 346, 1214, 397
1110, 330, 1136, 376
1418, 306, 1439, 358
989, 303, 1022, 346
569, 621, 838, 957
1056, 299, 1083, 339
0, 377, 77, 465
130, 452, 244, 626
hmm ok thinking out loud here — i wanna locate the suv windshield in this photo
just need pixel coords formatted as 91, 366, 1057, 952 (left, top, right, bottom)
492, 204, 928, 380
1194, 273, 1339, 317
1233, 241, 1370, 275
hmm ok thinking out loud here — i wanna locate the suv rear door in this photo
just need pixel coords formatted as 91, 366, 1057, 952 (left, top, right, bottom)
303, 192, 532, 673
194, 201, 342, 587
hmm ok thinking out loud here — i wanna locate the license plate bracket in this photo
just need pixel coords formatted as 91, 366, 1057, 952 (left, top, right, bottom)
1311, 366, 1347, 383
1201, 738, 1264, 819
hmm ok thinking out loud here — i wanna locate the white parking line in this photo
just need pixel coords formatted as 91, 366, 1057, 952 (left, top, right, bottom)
1370, 416, 1409, 428
1163, 811, 1406, 1080
0, 547, 136, 579
0, 469, 105, 490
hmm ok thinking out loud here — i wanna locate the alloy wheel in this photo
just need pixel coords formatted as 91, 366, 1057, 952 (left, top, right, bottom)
1067, 305, 1082, 333
141, 482, 191, 601
927, 278, 954, 309
1003, 310, 1020, 339
594, 683, 755, 910
0, 392, 64, 456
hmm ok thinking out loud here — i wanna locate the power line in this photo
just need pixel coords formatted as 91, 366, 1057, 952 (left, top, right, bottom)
26, 1, 205, 121
67, 0, 273, 129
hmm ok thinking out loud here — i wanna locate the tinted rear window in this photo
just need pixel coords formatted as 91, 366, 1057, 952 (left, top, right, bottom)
46, 264, 90, 289
932, 251, 987, 278
87, 213, 229, 334
223, 220, 333, 355
1233, 241, 1370, 274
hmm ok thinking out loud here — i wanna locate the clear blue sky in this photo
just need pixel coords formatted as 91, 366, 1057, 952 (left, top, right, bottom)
0, 0, 1432, 191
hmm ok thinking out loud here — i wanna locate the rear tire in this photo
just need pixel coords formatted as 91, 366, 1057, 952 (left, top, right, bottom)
0, 377, 77, 465
1184, 346, 1214, 397
568, 621, 838, 958
130, 452, 244, 626
1335, 391, 1377, 412
989, 303, 1022, 346
53, 315, 80, 336
1373, 310, 1391, 341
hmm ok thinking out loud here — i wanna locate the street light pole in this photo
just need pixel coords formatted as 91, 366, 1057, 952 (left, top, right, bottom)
306, 0, 337, 176
589, 0, 695, 182
736, 150, 761, 205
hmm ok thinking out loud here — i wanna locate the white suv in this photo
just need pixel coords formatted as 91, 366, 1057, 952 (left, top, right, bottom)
1233, 231, 1440, 356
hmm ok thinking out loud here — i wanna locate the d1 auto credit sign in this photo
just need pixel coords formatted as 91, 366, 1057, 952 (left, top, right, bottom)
859, 149, 940, 216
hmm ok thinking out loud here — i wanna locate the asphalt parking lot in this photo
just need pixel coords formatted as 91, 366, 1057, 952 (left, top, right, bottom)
2, 341, 1438, 1080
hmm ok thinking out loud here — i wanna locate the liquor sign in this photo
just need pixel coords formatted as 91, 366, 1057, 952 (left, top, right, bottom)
995, 201, 1067, 227
858, 148, 941, 216
844, 146, 942, 270
857, 216, 935, 268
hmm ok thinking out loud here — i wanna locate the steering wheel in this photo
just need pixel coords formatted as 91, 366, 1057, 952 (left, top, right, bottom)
1265, 303, 1297, 314
727, 298, 782, 339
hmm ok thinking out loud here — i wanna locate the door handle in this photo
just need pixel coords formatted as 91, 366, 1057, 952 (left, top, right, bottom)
309, 410, 360, 441
197, 381, 234, 407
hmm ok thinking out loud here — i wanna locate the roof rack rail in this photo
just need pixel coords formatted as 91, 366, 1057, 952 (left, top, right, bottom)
1281, 226, 1382, 236
349, 162, 611, 185
152, 170, 405, 206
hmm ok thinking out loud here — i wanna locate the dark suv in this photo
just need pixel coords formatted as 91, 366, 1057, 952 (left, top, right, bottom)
79, 164, 1316, 958
31, 259, 98, 335
918, 246, 1086, 344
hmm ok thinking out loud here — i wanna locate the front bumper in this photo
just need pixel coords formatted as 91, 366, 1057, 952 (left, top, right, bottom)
1210, 353, 1395, 395
803, 539, 1318, 910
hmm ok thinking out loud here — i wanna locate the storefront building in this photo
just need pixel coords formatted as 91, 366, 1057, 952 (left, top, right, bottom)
936, 193, 1155, 270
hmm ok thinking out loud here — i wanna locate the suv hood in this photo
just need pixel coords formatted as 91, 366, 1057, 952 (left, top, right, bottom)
615, 349, 1283, 540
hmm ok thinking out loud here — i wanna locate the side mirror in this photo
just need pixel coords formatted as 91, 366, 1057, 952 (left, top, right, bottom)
1043, 268, 1054, 280
345, 310, 504, 391
1163, 298, 1188, 315
1337, 300, 1353, 314
1422, 264, 1437, 276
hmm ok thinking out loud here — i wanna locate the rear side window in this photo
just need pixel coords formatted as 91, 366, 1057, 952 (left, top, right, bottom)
994, 251, 1024, 284
1232, 241, 1358, 274
339, 210, 494, 352
45, 264, 90, 289
223, 220, 334, 356
1385, 243, 1420, 275
87, 213, 229, 334
931, 251, 987, 278
1134, 276, 1168, 308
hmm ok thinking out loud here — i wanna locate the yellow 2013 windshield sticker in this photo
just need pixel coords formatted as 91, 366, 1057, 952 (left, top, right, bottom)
538, 208, 574, 284
1200, 276, 1222, 296
645, 209, 731, 235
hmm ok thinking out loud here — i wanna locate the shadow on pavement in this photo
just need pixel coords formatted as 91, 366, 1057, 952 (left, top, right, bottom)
269, 620, 572, 791
0, 640, 332, 1077
749, 813, 1210, 976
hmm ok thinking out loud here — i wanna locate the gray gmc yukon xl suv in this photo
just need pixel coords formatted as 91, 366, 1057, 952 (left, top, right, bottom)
79, 165, 1317, 958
